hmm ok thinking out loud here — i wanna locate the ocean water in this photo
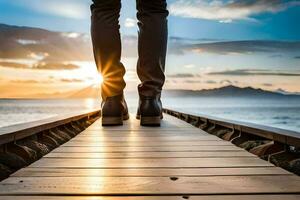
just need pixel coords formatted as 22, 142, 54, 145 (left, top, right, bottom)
0, 97, 299, 133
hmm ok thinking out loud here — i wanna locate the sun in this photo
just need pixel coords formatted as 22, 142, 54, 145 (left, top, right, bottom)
93, 73, 103, 85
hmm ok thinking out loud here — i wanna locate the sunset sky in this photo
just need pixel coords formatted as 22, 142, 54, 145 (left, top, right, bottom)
0, 0, 300, 98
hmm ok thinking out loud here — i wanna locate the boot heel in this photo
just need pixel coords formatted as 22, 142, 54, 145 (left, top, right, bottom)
140, 116, 161, 126
123, 113, 130, 121
102, 116, 123, 126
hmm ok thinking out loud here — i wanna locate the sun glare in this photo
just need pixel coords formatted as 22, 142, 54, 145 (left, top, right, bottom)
96, 73, 103, 84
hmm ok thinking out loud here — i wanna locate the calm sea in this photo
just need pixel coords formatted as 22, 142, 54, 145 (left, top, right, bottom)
0, 97, 299, 133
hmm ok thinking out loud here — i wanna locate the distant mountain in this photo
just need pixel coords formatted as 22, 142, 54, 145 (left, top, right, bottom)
2, 85, 299, 99
163, 85, 300, 98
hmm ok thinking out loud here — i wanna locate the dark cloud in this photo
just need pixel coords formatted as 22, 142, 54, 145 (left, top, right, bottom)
167, 73, 196, 78
184, 80, 201, 83
269, 54, 283, 58
1, 23, 299, 63
227, 0, 299, 11
206, 80, 217, 84
0, 23, 92, 62
295, 56, 300, 59
184, 40, 300, 55
166, 36, 300, 56
209, 69, 300, 76
0, 61, 29, 69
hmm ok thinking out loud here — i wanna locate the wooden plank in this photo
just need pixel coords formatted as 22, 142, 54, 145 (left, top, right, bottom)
76, 133, 213, 137
52, 146, 242, 153
0, 109, 99, 145
1, 195, 300, 200
62, 141, 232, 147
29, 158, 273, 168
79, 129, 210, 134
70, 136, 222, 142
2, 114, 300, 199
90, 114, 193, 127
86, 125, 196, 131
165, 108, 300, 148
44, 151, 255, 159
86, 117, 195, 131
87, 127, 197, 131
12, 167, 290, 177
1, 176, 300, 195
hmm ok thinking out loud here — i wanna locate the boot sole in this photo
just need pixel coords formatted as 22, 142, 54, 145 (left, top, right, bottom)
140, 116, 161, 126
102, 113, 129, 126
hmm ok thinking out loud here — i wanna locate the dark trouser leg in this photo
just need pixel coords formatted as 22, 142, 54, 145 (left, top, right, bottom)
91, 0, 125, 100
136, 0, 169, 97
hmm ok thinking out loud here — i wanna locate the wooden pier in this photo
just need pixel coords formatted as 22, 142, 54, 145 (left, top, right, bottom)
0, 112, 300, 199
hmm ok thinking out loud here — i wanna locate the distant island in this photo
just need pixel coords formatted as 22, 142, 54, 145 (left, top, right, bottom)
1, 85, 299, 100
54, 85, 300, 99
162, 85, 300, 99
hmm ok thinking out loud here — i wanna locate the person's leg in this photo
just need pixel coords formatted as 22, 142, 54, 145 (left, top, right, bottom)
136, 0, 169, 126
91, 0, 126, 100
136, 0, 168, 97
91, 0, 128, 125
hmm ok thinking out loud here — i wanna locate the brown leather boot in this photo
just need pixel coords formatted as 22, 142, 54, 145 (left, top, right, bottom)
136, 94, 163, 126
101, 94, 129, 126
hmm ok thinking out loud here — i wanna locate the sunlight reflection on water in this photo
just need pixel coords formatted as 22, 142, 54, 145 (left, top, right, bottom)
0, 97, 299, 133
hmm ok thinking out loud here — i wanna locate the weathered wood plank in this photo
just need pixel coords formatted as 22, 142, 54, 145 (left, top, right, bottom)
29, 158, 273, 168
62, 141, 232, 147
12, 167, 290, 177
52, 146, 242, 153
2, 113, 300, 199
70, 136, 221, 142
1, 176, 300, 195
89, 114, 193, 127
44, 151, 255, 159
1, 195, 300, 200
87, 117, 195, 131
76, 133, 213, 137
79, 129, 210, 134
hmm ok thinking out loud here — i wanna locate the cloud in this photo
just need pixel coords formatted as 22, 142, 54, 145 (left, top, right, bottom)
269, 54, 283, 58
0, 61, 80, 70
184, 40, 300, 55
209, 69, 300, 76
220, 79, 233, 85
1, 24, 299, 63
295, 56, 300, 59
10, 79, 53, 84
124, 18, 137, 28
184, 80, 202, 83
10, 80, 39, 84
167, 73, 197, 78
32, 62, 80, 70
169, 0, 300, 23
0, 61, 29, 69
0, 24, 93, 61
184, 64, 196, 69
12, 0, 90, 19
60, 78, 84, 83
206, 80, 217, 84
166, 37, 300, 56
